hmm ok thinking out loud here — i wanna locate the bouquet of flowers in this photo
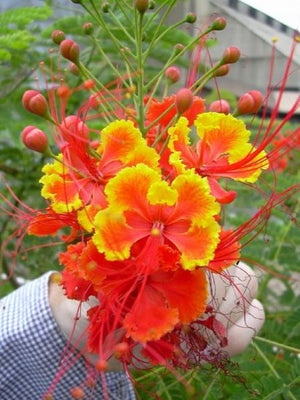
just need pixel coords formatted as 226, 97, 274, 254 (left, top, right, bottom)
5, 0, 300, 398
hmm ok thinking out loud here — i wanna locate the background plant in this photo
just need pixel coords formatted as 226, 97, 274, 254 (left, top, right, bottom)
0, 1, 299, 398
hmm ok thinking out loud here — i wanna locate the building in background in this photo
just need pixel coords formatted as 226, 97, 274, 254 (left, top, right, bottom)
174, 0, 300, 114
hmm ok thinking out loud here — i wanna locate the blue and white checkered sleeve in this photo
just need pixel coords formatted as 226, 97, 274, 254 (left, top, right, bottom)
0, 272, 136, 399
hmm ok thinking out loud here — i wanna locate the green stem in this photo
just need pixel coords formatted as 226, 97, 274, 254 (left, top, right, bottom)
146, 25, 215, 90
202, 368, 220, 400
258, 198, 300, 298
108, 8, 135, 44
251, 341, 281, 379
135, 10, 145, 133
254, 336, 300, 354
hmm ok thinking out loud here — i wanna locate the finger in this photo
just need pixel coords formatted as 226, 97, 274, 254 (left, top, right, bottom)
216, 263, 259, 326
223, 299, 265, 356
206, 264, 237, 309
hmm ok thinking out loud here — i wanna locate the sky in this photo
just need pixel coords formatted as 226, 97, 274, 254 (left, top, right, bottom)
241, 0, 300, 30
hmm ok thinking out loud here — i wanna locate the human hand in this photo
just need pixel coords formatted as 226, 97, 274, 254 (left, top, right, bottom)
207, 262, 265, 356
48, 262, 265, 370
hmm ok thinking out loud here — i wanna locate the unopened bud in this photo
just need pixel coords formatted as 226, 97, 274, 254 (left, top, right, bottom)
165, 66, 181, 84
59, 39, 80, 64
213, 64, 230, 77
186, 12, 197, 24
210, 17, 226, 31
69, 62, 79, 75
113, 342, 129, 359
21, 126, 49, 153
96, 359, 108, 372
236, 90, 264, 115
22, 90, 48, 117
60, 115, 89, 141
209, 99, 230, 114
149, 0, 155, 9
175, 88, 194, 114
174, 43, 185, 55
134, 0, 149, 14
70, 387, 85, 399
51, 30, 65, 45
222, 46, 240, 64
102, 2, 110, 12
83, 22, 93, 35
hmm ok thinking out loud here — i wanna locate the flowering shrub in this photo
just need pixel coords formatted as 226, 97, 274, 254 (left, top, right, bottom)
1, 0, 300, 398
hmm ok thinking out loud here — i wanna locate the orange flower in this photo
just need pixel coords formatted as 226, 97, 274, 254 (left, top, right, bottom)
92, 163, 220, 270
146, 94, 205, 127
168, 114, 269, 203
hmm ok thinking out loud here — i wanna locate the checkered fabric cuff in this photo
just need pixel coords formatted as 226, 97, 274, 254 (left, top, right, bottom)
0, 272, 136, 399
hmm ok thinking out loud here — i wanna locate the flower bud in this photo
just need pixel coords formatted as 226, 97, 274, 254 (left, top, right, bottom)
96, 359, 108, 372
213, 64, 230, 77
70, 387, 85, 399
222, 46, 240, 64
21, 126, 49, 153
149, 0, 155, 9
165, 66, 181, 84
134, 0, 149, 14
210, 17, 226, 31
59, 39, 80, 64
22, 90, 48, 117
113, 342, 129, 359
209, 99, 230, 114
69, 62, 79, 75
174, 43, 185, 55
236, 90, 263, 115
102, 2, 110, 12
175, 88, 194, 114
51, 30, 66, 45
83, 22, 94, 35
186, 12, 197, 24
60, 115, 89, 141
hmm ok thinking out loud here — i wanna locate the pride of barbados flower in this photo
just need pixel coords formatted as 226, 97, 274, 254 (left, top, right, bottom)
92, 163, 220, 269
4, 1, 300, 398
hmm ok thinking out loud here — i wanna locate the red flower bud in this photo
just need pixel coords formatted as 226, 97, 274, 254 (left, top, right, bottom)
222, 46, 240, 64
211, 17, 227, 31
209, 99, 230, 114
69, 62, 79, 75
51, 30, 66, 45
70, 387, 85, 399
165, 66, 181, 84
236, 90, 264, 115
213, 64, 230, 77
22, 90, 48, 117
60, 116, 89, 141
134, 0, 149, 14
113, 342, 129, 359
21, 126, 49, 153
96, 359, 108, 372
175, 88, 194, 114
59, 39, 80, 63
